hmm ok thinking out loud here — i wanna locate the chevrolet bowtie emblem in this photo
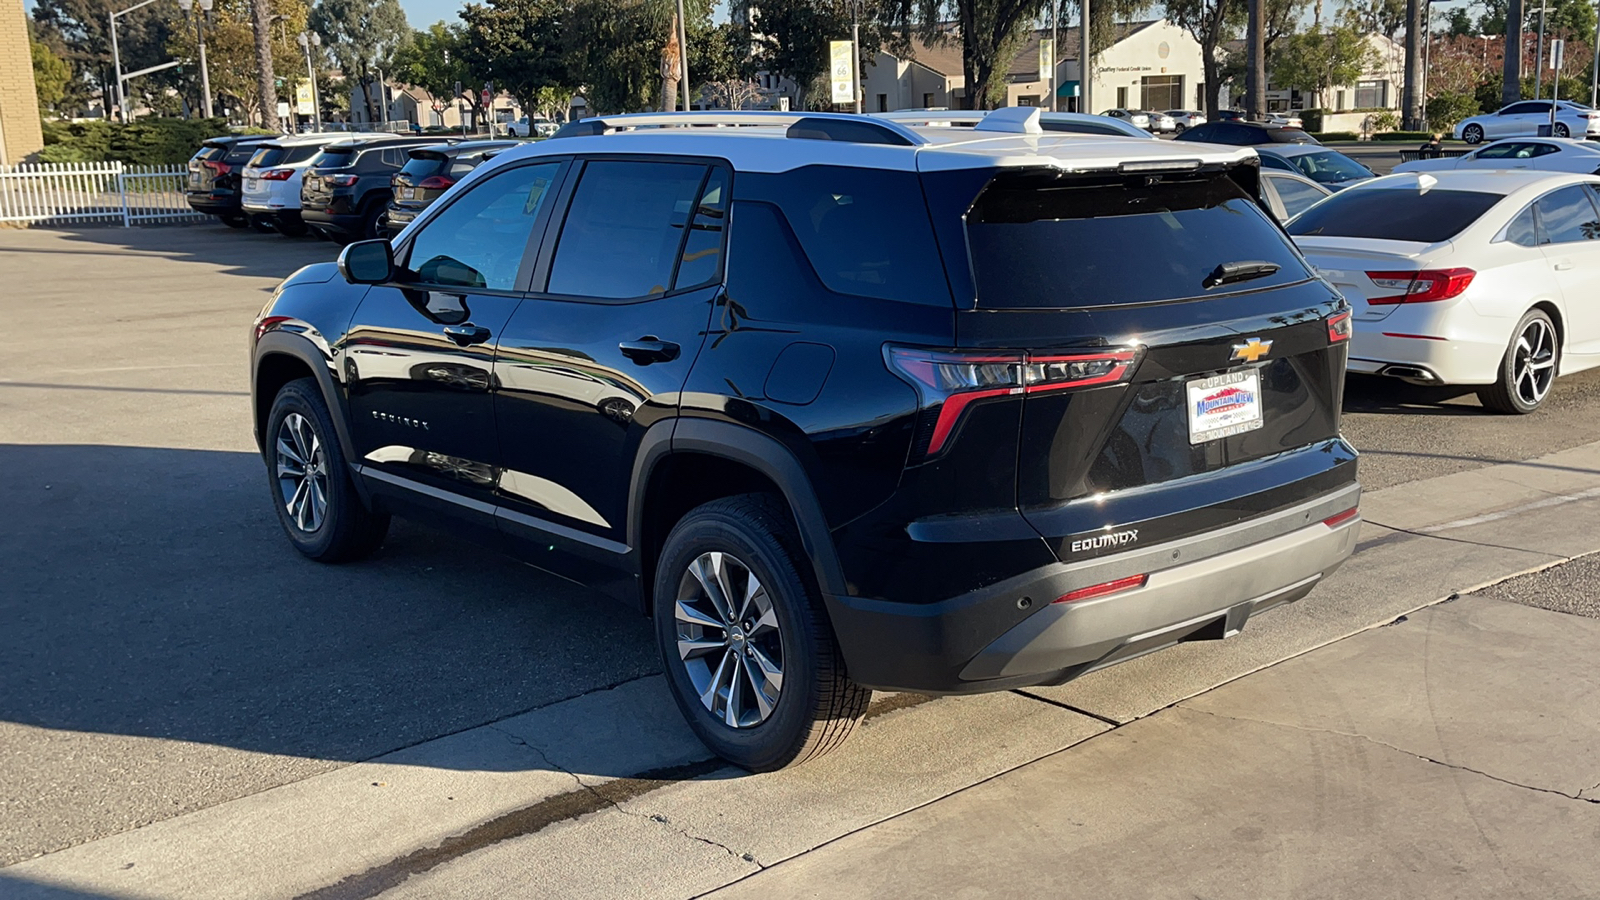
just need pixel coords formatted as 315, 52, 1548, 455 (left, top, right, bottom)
1231, 338, 1273, 363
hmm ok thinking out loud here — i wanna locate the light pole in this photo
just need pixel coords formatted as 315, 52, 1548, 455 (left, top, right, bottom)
1532, 6, 1552, 99
177, 0, 214, 118
297, 32, 323, 132
1080, 0, 1092, 113
1592, 4, 1599, 107
675, 0, 691, 111
108, 0, 164, 122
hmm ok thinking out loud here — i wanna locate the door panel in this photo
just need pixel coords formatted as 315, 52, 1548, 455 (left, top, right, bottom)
1540, 185, 1600, 354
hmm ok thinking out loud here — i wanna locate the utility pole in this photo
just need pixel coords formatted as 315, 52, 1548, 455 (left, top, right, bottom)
1503, 0, 1524, 106
178, 0, 214, 118
1591, 6, 1599, 108
1246, 0, 1264, 118
298, 32, 322, 131
1533, 6, 1550, 99
1050, 0, 1058, 112
108, 0, 165, 123
851, 0, 862, 114
1079, 0, 1092, 113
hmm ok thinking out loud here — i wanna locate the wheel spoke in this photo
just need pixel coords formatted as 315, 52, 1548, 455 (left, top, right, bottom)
276, 437, 305, 467
690, 553, 736, 624
288, 477, 310, 530
747, 643, 784, 696
724, 654, 745, 727
741, 654, 776, 720
307, 477, 326, 530
750, 605, 780, 637
676, 635, 725, 660
736, 574, 769, 627
701, 648, 733, 711
674, 598, 724, 631
1529, 357, 1556, 371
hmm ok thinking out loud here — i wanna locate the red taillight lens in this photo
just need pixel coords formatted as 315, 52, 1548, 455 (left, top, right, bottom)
203, 160, 231, 175
886, 345, 1138, 457
417, 175, 456, 190
324, 174, 358, 187
1056, 574, 1148, 604
1365, 268, 1475, 304
1327, 310, 1352, 343
1323, 507, 1360, 528
260, 168, 294, 181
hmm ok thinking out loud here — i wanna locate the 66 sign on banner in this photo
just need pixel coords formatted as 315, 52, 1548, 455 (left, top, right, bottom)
830, 41, 854, 105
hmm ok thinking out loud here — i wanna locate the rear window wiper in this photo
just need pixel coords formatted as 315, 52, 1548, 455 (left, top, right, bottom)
1203, 260, 1280, 289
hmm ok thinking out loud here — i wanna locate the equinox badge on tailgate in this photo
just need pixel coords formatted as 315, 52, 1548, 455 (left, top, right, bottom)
1071, 529, 1139, 553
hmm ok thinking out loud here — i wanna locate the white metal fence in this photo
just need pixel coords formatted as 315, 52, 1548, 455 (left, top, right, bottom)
0, 162, 207, 227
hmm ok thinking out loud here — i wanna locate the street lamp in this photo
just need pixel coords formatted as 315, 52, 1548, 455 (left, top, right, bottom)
1531, 6, 1553, 99
108, 0, 164, 122
297, 32, 323, 132
176, 0, 214, 119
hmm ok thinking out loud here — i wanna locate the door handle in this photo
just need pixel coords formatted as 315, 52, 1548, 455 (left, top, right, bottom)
443, 324, 492, 346
619, 338, 681, 365
1554, 261, 1575, 271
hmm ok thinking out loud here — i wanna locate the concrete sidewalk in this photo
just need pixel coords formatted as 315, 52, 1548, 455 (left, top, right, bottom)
705, 595, 1600, 900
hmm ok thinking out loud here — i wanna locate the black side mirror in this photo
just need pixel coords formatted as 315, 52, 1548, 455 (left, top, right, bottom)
339, 240, 396, 285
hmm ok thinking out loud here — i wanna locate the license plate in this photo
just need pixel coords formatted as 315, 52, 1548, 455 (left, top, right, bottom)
246, 178, 259, 190
188, 173, 200, 185
1187, 370, 1264, 444
398, 187, 414, 200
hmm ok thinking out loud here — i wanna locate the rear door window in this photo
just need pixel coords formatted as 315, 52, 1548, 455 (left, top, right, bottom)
1533, 185, 1600, 244
546, 160, 709, 299
1288, 188, 1502, 242
966, 170, 1308, 308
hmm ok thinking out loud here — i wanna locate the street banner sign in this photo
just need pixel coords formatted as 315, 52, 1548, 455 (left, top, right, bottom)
1039, 39, 1054, 82
830, 41, 854, 105
295, 80, 315, 115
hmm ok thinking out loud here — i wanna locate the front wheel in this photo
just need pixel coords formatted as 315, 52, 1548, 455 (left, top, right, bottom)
654, 494, 869, 772
264, 378, 390, 560
1463, 124, 1485, 144
1479, 309, 1559, 414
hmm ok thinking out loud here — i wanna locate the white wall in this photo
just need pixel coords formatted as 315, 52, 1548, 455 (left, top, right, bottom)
1062, 20, 1207, 112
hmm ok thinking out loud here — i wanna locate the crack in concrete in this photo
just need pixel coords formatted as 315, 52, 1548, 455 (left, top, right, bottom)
1362, 517, 1571, 560
484, 725, 762, 868
1180, 707, 1599, 805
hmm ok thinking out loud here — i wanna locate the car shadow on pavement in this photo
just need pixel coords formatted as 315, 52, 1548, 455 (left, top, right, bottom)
1342, 373, 1489, 416
0, 442, 666, 776
0, 223, 338, 282
0, 875, 125, 900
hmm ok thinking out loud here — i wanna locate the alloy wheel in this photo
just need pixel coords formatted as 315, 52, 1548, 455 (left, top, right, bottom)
1513, 317, 1557, 408
275, 412, 329, 533
674, 551, 784, 728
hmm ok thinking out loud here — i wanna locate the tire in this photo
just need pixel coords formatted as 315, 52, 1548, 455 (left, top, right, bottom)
1463, 124, 1484, 144
357, 198, 387, 241
653, 494, 869, 772
276, 217, 308, 237
264, 378, 390, 561
1478, 309, 1559, 414
1174, 123, 1186, 135
249, 214, 277, 234
222, 214, 249, 229
1555, 123, 1571, 138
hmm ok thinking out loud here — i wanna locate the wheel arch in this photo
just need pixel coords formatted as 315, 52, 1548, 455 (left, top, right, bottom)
629, 417, 848, 617
253, 331, 361, 475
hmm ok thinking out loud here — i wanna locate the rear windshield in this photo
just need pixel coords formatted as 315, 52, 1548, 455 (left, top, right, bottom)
399, 153, 447, 180
195, 143, 229, 161
249, 146, 287, 167
1288, 188, 1502, 242
311, 147, 358, 168
1266, 129, 1316, 144
223, 143, 262, 164
966, 171, 1308, 308
250, 145, 323, 167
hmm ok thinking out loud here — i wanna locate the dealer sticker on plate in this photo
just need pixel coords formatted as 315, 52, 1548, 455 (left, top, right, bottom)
1187, 370, 1264, 444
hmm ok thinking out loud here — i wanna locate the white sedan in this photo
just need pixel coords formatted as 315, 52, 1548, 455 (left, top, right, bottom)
1288, 170, 1600, 413
1393, 137, 1600, 175
1454, 100, 1600, 143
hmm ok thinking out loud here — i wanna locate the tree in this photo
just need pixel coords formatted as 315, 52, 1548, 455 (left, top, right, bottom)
166, 0, 308, 125
392, 22, 485, 125
32, 0, 175, 117
310, 0, 411, 124
1340, 0, 1405, 40
1166, 0, 1244, 118
460, 0, 579, 114
1445, 7, 1474, 37
704, 79, 764, 109
32, 38, 73, 115
1271, 23, 1377, 107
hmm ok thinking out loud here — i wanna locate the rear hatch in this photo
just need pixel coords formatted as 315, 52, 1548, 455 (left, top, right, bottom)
391, 150, 453, 210
913, 165, 1354, 562
301, 144, 361, 207
187, 141, 232, 193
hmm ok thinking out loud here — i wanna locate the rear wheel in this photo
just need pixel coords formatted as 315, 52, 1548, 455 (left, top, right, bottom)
264, 378, 390, 560
276, 217, 308, 237
249, 214, 277, 234
653, 494, 869, 772
1463, 124, 1485, 144
1479, 309, 1559, 414
221, 213, 249, 228
1555, 123, 1571, 138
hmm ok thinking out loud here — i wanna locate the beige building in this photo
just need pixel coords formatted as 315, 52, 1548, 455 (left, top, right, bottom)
1, 0, 45, 164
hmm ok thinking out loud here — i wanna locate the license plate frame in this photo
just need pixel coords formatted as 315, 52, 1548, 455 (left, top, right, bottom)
398, 187, 414, 200
246, 178, 259, 191
1186, 369, 1265, 444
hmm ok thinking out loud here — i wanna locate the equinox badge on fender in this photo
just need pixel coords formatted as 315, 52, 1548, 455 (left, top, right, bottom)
1071, 529, 1139, 553
1230, 338, 1273, 363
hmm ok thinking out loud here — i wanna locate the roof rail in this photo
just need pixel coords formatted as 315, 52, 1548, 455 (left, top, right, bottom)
549, 111, 927, 145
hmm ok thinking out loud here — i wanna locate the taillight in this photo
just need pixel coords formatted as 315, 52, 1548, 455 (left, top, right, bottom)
324, 174, 358, 187
1365, 268, 1475, 304
1056, 574, 1148, 604
204, 160, 231, 175
886, 345, 1139, 457
1326, 310, 1352, 343
260, 168, 294, 181
417, 175, 456, 190
1322, 507, 1360, 528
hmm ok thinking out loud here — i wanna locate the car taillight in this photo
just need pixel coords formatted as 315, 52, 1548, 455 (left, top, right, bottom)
886, 345, 1139, 457
417, 175, 456, 190
261, 168, 294, 181
324, 174, 358, 187
1326, 310, 1352, 343
1365, 268, 1475, 304
1322, 507, 1360, 528
204, 160, 231, 175
1056, 574, 1148, 604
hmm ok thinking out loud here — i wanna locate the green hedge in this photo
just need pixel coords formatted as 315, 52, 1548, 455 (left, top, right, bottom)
38, 117, 244, 166
1372, 131, 1446, 142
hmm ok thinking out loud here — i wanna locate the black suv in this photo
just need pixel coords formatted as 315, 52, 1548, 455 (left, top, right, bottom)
185, 135, 276, 227
385, 140, 519, 237
251, 110, 1360, 771
300, 137, 434, 242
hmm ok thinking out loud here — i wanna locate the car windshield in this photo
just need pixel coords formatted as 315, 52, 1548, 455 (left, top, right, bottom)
966, 170, 1308, 308
1290, 150, 1371, 184
1288, 188, 1503, 242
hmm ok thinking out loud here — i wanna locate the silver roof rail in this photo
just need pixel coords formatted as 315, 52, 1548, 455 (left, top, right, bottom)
551, 111, 928, 145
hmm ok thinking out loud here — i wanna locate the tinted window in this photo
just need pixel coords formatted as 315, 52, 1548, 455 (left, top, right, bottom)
195, 144, 228, 161
224, 144, 261, 164
1289, 189, 1502, 242
379, 148, 410, 167
1268, 175, 1329, 219
762, 165, 950, 305
1474, 142, 1525, 159
312, 147, 357, 168
1505, 205, 1541, 246
405, 161, 561, 290
250, 146, 288, 167
285, 145, 322, 164
547, 160, 708, 299
966, 171, 1308, 308
448, 158, 481, 179
1259, 153, 1296, 172
673, 168, 729, 290
399, 154, 446, 182
1266, 128, 1317, 144
1533, 185, 1600, 244
1504, 102, 1545, 115
1289, 150, 1370, 185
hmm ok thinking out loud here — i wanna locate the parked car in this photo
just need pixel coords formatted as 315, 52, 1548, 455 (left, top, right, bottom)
299, 136, 437, 242
185, 135, 278, 227
241, 133, 381, 236
873, 108, 1156, 139
1165, 109, 1206, 133
1214, 109, 1246, 121
1101, 108, 1151, 130
1256, 144, 1375, 190
385, 140, 520, 237
1454, 100, 1600, 144
1263, 112, 1304, 128
1260, 169, 1333, 220
1393, 137, 1600, 175
1290, 170, 1600, 413
506, 116, 559, 137
1175, 121, 1320, 146
1134, 110, 1176, 133
251, 107, 1359, 771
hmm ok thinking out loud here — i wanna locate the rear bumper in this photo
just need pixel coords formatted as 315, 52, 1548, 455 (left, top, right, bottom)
1347, 327, 1505, 385
185, 192, 237, 215
828, 483, 1360, 693
302, 208, 363, 235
